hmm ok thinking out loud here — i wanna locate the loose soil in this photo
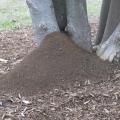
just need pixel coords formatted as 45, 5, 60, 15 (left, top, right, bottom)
0, 32, 118, 96
0, 26, 120, 119
0, 27, 36, 74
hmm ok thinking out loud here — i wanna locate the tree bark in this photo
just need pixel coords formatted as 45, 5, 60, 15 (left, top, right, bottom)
95, 0, 111, 45
65, 0, 92, 52
101, 0, 120, 43
95, 0, 120, 62
26, 0, 59, 44
52, 0, 67, 31
52, 0, 87, 32
97, 23, 120, 62
82, 0, 87, 15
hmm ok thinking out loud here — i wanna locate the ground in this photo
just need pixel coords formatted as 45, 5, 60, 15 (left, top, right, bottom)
1, 0, 120, 120
0, 24, 120, 120
0, 27, 36, 75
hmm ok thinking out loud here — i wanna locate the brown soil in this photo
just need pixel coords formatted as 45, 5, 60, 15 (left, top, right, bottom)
0, 26, 120, 119
0, 32, 118, 96
0, 27, 36, 74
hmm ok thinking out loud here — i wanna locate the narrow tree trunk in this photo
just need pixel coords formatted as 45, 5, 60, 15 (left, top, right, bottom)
101, 0, 120, 43
65, 0, 92, 52
26, 0, 59, 44
95, 0, 111, 45
52, 0, 67, 31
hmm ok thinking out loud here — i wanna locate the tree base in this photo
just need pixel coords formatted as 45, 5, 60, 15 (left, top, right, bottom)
26, 0, 59, 44
95, 23, 120, 62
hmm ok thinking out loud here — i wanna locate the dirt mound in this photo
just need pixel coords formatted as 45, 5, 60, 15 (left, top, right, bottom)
0, 32, 117, 96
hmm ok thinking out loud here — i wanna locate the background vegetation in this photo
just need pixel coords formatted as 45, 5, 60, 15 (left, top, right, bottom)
0, 0, 102, 31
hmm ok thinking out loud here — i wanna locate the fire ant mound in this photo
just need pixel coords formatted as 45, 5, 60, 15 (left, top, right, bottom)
0, 32, 116, 96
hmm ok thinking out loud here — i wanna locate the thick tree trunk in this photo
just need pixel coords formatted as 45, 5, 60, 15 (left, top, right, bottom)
101, 0, 120, 43
52, 0, 87, 32
26, 0, 59, 44
52, 0, 67, 31
97, 23, 120, 62
26, 0, 92, 52
95, 0, 111, 45
65, 0, 92, 52
96, 0, 120, 62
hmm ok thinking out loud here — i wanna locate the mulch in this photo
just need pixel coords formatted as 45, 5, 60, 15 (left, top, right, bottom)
0, 32, 118, 96
0, 27, 36, 75
0, 25, 120, 119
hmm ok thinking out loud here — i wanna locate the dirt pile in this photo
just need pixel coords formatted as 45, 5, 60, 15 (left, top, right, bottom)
0, 32, 117, 96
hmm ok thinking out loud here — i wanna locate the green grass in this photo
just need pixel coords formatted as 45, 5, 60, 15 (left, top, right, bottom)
0, 0, 31, 30
0, 0, 102, 30
87, 0, 102, 21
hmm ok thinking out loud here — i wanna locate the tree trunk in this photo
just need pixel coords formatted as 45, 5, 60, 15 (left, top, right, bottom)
96, 0, 111, 45
26, 0, 92, 52
52, 0, 67, 31
26, 0, 59, 44
65, 0, 92, 52
82, 0, 87, 15
96, 0, 120, 62
101, 0, 120, 43
97, 23, 120, 62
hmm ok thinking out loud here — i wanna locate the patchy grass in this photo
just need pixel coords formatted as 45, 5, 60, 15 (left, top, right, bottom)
0, 0, 31, 30
0, 0, 102, 30
87, 0, 102, 21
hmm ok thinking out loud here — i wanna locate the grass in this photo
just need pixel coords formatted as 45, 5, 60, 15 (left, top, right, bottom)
0, 0, 102, 31
0, 0, 31, 30
87, 0, 102, 21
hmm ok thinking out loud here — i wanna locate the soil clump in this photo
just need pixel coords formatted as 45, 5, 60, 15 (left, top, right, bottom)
0, 32, 117, 96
